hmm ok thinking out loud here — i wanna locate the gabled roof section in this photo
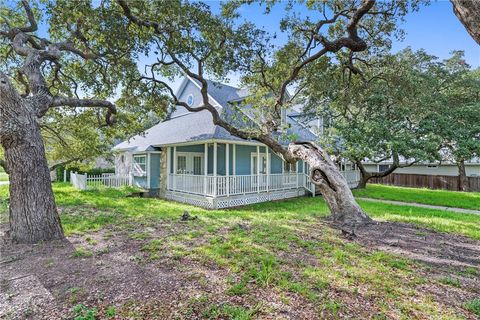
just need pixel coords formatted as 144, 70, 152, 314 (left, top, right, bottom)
189, 77, 249, 108
113, 76, 318, 152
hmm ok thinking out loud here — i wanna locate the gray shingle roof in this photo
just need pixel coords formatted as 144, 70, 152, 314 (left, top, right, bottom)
113, 110, 247, 152
193, 78, 249, 107
113, 77, 317, 152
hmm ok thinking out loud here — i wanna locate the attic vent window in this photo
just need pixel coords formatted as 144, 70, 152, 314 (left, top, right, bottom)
187, 94, 194, 106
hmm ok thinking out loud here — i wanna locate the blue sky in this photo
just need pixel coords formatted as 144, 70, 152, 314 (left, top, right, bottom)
390, 1, 479, 67
200, 0, 479, 88
237, 0, 479, 66
32, 1, 480, 91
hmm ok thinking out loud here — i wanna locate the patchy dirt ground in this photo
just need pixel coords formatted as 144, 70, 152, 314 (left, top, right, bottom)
355, 221, 480, 313
356, 221, 480, 270
0, 216, 479, 320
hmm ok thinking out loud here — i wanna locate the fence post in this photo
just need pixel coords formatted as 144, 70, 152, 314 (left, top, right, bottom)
79, 173, 87, 190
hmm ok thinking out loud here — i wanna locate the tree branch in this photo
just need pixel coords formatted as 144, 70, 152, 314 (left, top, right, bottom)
117, 0, 378, 164
49, 158, 82, 172
50, 96, 117, 125
18, 0, 38, 33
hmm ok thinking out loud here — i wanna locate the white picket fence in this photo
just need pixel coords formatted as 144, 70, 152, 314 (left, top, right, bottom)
70, 172, 131, 190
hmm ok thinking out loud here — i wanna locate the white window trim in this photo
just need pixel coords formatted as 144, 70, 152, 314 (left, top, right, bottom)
176, 152, 205, 175
282, 160, 298, 173
133, 155, 147, 176
251, 152, 270, 174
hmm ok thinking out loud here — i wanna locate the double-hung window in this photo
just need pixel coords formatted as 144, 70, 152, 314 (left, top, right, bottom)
283, 161, 297, 173
133, 155, 147, 176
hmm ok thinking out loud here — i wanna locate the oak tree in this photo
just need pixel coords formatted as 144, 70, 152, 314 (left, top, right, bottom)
420, 52, 480, 191
0, 0, 153, 243
301, 49, 443, 188
115, 0, 416, 229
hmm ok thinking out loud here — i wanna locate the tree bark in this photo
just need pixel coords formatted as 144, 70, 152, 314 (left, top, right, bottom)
357, 172, 370, 189
457, 159, 468, 192
0, 75, 64, 243
451, 0, 480, 45
356, 160, 375, 189
289, 142, 372, 229
354, 154, 418, 189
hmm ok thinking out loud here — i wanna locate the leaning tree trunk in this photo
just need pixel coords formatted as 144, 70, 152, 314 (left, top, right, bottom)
457, 159, 468, 192
0, 76, 64, 243
451, 0, 480, 45
288, 142, 371, 230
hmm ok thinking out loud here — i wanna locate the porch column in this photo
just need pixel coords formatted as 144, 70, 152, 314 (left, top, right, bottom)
266, 147, 270, 192
256, 145, 260, 193
233, 144, 236, 175
226, 143, 230, 196
213, 142, 217, 197
166, 147, 171, 190
173, 146, 177, 190
147, 152, 151, 189
204, 143, 208, 195
296, 160, 299, 188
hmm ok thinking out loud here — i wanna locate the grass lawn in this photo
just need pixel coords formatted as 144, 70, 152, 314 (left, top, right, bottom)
0, 183, 479, 319
0, 172, 8, 182
358, 200, 480, 240
353, 184, 480, 210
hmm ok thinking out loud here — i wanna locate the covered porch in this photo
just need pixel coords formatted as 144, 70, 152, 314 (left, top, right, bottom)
164, 141, 314, 209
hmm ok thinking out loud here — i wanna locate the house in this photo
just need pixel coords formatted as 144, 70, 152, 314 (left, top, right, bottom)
362, 159, 480, 177
113, 76, 360, 209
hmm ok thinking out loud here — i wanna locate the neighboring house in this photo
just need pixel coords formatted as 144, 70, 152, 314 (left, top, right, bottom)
113, 76, 359, 209
363, 159, 480, 177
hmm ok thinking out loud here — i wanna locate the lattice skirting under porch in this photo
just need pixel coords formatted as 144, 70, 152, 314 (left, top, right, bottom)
164, 189, 306, 209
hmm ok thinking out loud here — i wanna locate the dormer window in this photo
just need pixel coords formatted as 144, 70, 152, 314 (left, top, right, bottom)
187, 94, 194, 106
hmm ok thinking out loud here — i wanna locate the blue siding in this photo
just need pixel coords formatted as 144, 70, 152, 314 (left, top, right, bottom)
149, 154, 160, 189
217, 144, 226, 175
207, 143, 231, 175
208, 145, 213, 174
235, 145, 256, 175
133, 176, 147, 189
271, 152, 283, 174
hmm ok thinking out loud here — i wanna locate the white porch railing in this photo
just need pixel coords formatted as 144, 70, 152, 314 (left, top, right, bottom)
167, 173, 313, 197
71, 172, 131, 190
